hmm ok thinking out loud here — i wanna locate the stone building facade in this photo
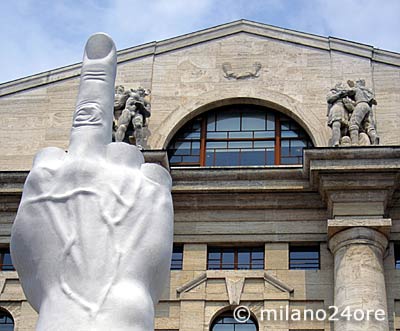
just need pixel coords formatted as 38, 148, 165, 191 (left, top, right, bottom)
0, 20, 400, 330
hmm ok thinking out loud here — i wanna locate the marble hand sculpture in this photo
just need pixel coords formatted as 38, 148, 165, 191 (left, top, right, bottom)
10, 33, 174, 331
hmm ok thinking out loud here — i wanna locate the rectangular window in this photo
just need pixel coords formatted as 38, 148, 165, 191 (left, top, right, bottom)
289, 245, 320, 270
207, 246, 264, 270
171, 245, 183, 270
0, 248, 15, 271
395, 244, 400, 269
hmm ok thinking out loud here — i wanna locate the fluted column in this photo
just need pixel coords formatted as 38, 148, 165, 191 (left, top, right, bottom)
329, 227, 389, 331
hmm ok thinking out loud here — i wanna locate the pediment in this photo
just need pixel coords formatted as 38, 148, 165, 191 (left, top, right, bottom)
2, 19, 400, 97
176, 271, 294, 305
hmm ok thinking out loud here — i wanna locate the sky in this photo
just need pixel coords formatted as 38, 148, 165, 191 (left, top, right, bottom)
1, 0, 400, 84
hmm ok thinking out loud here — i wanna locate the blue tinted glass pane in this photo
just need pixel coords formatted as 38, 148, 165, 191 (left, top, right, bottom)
228, 141, 252, 148
281, 131, 298, 138
238, 252, 250, 264
208, 262, 221, 269
213, 324, 232, 331
242, 113, 265, 131
281, 140, 289, 157
254, 140, 274, 148
205, 152, 214, 166
207, 132, 228, 139
169, 156, 181, 163
192, 141, 200, 149
222, 252, 234, 263
290, 146, 303, 157
222, 317, 236, 323
209, 252, 221, 259
266, 151, 275, 165
0, 313, 13, 331
207, 141, 227, 149
254, 131, 275, 138
174, 141, 191, 155
291, 140, 307, 147
213, 151, 240, 166
281, 122, 290, 130
238, 324, 257, 331
267, 113, 275, 130
240, 150, 265, 166
221, 264, 235, 270
182, 156, 200, 163
281, 149, 290, 157
252, 250, 264, 259
291, 251, 319, 258
281, 157, 300, 165
216, 113, 240, 131
2, 254, 13, 266
207, 114, 216, 131
171, 263, 182, 270
172, 253, 182, 260
229, 132, 252, 138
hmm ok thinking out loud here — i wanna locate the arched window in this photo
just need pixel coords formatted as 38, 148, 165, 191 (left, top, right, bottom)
0, 309, 14, 331
167, 105, 313, 167
211, 311, 258, 331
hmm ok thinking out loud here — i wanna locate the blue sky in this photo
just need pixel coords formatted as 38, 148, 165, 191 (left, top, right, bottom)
1, 0, 400, 84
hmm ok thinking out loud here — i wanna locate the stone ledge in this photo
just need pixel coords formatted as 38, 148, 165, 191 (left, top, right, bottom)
327, 218, 392, 238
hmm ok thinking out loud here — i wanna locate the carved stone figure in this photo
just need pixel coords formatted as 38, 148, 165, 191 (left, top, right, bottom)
347, 79, 379, 145
10, 33, 173, 331
326, 83, 353, 147
327, 80, 379, 146
113, 86, 151, 149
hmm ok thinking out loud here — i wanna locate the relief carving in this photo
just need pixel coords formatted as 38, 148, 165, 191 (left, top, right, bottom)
222, 62, 262, 80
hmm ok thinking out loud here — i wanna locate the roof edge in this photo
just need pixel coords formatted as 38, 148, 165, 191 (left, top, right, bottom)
1, 19, 400, 97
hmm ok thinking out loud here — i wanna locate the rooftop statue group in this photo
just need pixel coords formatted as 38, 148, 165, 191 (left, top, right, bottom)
327, 79, 379, 147
113, 85, 151, 149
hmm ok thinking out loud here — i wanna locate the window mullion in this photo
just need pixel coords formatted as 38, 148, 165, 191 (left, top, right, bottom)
200, 117, 207, 166
275, 116, 281, 165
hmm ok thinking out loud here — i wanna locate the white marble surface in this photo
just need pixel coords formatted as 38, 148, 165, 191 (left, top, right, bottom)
10, 33, 174, 331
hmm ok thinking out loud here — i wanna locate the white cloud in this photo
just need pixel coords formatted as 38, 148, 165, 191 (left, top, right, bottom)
286, 0, 400, 52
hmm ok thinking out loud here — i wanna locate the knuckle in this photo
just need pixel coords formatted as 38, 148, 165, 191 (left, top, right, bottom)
81, 70, 107, 82
73, 102, 103, 128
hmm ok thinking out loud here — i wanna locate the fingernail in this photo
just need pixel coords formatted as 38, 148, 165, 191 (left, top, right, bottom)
85, 33, 115, 60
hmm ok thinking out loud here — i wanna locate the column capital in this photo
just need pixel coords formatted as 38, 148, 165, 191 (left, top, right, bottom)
303, 147, 400, 218
328, 226, 389, 255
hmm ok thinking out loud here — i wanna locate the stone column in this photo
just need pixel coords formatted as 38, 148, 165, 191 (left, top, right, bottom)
328, 226, 389, 331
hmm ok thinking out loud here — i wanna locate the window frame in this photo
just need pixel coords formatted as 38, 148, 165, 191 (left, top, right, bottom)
0, 309, 14, 331
0, 249, 14, 272
395, 243, 400, 269
207, 246, 265, 270
170, 244, 183, 270
289, 244, 320, 270
168, 105, 313, 167
211, 311, 258, 331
